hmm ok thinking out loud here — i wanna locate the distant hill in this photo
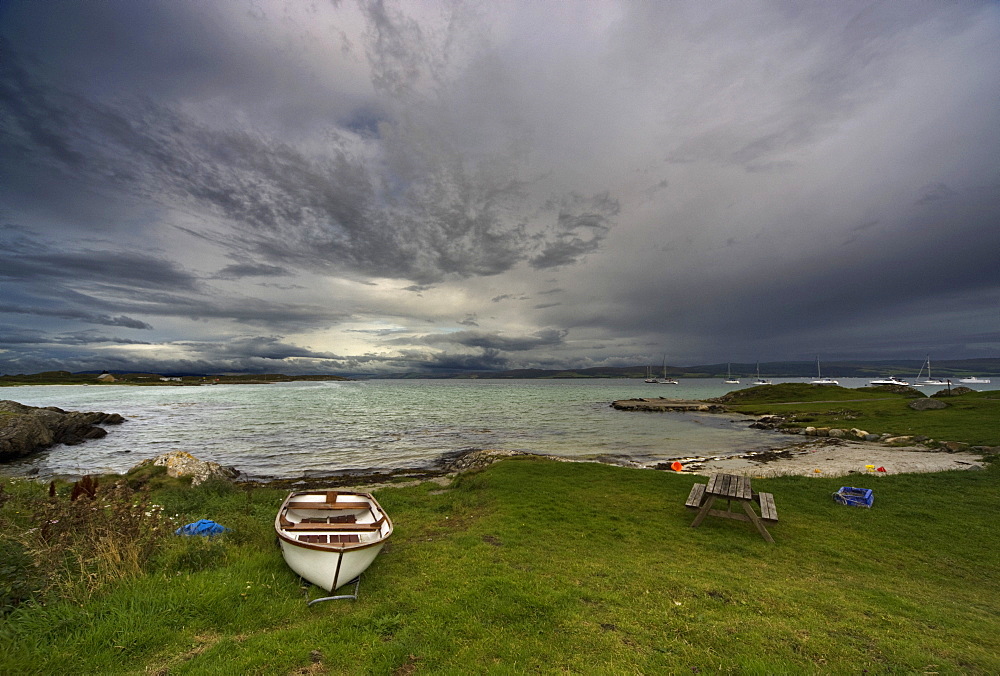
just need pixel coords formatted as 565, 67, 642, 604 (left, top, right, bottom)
376, 358, 1000, 379
0, 371, 352, 385
3, 360, 997, 383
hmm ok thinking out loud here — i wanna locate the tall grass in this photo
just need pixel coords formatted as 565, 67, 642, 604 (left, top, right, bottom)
2, 456, 999, 674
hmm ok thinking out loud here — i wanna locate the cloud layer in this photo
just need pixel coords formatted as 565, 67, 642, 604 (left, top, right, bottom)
1, 0, 998, 375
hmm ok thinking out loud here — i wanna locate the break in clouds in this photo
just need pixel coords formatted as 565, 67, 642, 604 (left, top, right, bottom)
1, 1, 998, 375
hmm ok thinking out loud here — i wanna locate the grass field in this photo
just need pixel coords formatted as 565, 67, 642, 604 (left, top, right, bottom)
723, 385, 1000, 447
2, 455, 999, 674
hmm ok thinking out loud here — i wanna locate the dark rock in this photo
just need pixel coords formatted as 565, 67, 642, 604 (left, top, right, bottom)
0, 400, 126, 462
931, 386, 975, 397
908, 398, 947, 411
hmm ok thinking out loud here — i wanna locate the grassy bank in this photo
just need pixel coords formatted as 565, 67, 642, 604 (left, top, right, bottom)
720, 384, 1000, 447
2, 454, 999, 674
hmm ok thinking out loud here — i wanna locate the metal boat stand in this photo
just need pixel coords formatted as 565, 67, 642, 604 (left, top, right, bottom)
306, 575, 361, 605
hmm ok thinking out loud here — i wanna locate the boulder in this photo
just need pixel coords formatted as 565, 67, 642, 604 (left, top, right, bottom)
0, 400, 125, 462
941, 441, 971, 453
131, 451, 238, 486
908, 398, 947, 410
931, 386, 975, 397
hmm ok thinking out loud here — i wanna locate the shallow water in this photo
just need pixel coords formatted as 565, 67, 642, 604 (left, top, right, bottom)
2, 377, 993, 480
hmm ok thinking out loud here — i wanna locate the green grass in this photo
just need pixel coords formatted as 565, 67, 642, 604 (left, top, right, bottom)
724, 385, 1000, 446
2, 456, 1000, 674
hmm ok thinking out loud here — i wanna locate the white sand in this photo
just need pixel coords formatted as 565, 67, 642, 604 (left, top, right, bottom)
690, 438, 985, 478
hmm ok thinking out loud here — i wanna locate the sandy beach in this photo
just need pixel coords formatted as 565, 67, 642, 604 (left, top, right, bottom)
685, 438, 986, 477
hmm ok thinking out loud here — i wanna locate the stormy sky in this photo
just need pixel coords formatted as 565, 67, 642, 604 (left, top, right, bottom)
1, 0, 998, 375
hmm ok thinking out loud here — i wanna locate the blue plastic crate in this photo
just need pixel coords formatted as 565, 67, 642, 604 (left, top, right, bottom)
833, 487, 874, 508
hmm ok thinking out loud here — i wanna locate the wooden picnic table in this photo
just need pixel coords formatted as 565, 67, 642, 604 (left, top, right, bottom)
685, 473, 778, 543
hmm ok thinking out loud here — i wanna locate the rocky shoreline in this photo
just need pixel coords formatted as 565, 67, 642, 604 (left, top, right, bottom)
2, 396, 995, 487
0, 400, 125, 463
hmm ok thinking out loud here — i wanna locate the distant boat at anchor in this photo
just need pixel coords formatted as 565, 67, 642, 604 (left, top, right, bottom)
913, 356, 947, 387
810, 357, 839, 385
868, 375, 911, 387
723, 363, 739, 385
958, 376, 991, 384
752, 362, 771, 386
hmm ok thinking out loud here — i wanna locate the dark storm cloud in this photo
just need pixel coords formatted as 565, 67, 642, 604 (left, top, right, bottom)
1, 0, 998, 373
1, 31, 616, 287
0, 305, 153, 330
395, 347, 511, 373
0, 224, 356, 333
179, 336, 343, 362
405, 328, 567, 352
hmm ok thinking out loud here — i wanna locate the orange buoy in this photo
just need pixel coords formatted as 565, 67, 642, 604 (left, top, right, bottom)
671, 461, 684, 472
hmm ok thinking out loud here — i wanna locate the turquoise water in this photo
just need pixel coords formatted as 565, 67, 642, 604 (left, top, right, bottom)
2, 378, 993, 480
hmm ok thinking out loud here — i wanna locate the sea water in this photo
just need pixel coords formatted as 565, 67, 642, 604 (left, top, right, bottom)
2, 378, 992, 480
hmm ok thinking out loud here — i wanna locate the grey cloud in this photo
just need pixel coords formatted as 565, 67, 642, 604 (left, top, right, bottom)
180, 336, 343, 362
530, 193, 617, 270
394, 347, 510, 373
916, 183, 957, 205
0, 227, 198, 292
1, 1, 998, 373
1, 36, 616, 287
213, 263, 291, 280
0, 304, 153, 330
408, 328, 567, 352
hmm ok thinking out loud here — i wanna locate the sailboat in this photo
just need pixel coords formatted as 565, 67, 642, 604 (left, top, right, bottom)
752, 362, 771, 386
913, 356, 947, 387
810, 356, 839, 385
658, 356, 678, 384
723, 363, 740, 385
644, 365, 658, 383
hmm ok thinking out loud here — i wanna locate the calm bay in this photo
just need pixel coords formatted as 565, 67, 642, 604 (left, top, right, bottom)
3, 378, 995, 480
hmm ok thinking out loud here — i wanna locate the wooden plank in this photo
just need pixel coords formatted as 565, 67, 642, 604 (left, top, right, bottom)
298, 533, 361, 544
741, 500, 775, 543
706, 474, 722, 494
300, 514, 356, 524
287, 501, 370, 511
704, 508, 752, 522
737, 475, 752, 500
685, 483, 707, 509
284, 521, 382, 531
758, 492, 778, 522
690, 495, 718, 527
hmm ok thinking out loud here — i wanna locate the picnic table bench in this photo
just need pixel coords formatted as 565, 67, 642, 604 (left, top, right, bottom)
685, 473, 778, 542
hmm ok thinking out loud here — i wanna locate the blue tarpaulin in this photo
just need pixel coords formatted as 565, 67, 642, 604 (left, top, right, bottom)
175, 519, 229, 536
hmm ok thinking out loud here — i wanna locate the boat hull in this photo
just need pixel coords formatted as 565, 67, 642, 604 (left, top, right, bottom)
278, 538, 387, 592
275, 490, 393, 592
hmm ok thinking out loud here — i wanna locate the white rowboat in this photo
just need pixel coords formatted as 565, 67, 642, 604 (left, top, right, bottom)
275, 490, 392, 600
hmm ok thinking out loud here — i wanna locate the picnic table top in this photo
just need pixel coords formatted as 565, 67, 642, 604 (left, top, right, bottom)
705, 473, 753, 501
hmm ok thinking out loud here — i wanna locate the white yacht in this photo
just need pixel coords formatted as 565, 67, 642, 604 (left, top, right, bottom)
913, 356, 947, 387
868, 375, 911, 387
723, 363, 739, 385
752, 362, 771, 386
810, 357, 839, 385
